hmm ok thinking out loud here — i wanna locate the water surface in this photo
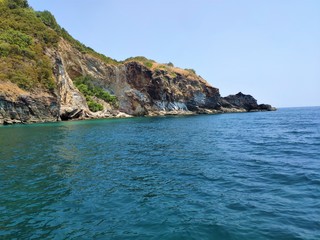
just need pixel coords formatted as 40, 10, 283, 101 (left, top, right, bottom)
1, 107, 319, 239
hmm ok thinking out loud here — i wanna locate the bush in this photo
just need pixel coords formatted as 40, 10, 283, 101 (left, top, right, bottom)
145, 61, 153, 68
93, 87, 117, 105
86, 97, 103, 112
7, 0, 29, 9
0, 1, 118, 93
185, 68, 196, 74
36, 11, 61, 33
74, 75, 118, 110
0, 42, 11, 56
76, 83, 92, 96
124, 56, 155, 68
0, 28, 32, 48
88, 102, 103, 112
0, 2, 58, 91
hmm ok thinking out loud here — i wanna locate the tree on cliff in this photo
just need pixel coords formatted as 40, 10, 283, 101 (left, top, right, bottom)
6, 0, 29, 9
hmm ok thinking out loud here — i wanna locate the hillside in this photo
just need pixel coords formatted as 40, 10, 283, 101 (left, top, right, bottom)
0, 0, 275, 125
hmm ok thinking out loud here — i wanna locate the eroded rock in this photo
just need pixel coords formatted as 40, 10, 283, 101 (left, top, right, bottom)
0, 39, 275, 125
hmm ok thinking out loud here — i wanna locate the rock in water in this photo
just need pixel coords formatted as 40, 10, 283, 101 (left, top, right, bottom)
221, 92, 276, 112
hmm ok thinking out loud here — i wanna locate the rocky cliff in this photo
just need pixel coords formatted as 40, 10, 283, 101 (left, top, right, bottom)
52, 39, 223, 117
0, 1, 275, 125
221, 92, 276, 112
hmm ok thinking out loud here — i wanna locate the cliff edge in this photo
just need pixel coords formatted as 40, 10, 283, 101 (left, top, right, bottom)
0, 0, 275, 125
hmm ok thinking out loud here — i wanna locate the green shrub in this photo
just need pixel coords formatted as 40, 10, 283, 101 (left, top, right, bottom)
0, 2, 58, 91
74, 75, 118, 110
145, 61, 153, 68
0, 42, 11, 56
93, 87, 117, 105
7, 0, 29, 9
158, 65, 167, 70
185, 68, 196, 74
76, 83, 92, 96
0, 28, 32, 48
86, 97, 103, 112
0, 0, 118, 93
36, 10, 61, 33
170, 72, 177, 78
124, 56, 155, 68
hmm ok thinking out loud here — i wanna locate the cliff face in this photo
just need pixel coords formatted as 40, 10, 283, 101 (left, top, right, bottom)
0, 38, 275, 125
47, 39, 223, 118
0, 82, 59, 125
0, 2, 275, 125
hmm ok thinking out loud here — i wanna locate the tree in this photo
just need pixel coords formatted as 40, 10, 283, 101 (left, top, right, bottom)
36, 11, 61, 32
7, 0, 29, 9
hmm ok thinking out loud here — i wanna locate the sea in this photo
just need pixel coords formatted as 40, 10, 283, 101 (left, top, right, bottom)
0, 107, 319, 240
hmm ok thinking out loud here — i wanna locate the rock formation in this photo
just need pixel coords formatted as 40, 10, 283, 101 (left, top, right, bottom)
221, 92, 276, 112
0, 37, 276, 125
0, 1, 276, 125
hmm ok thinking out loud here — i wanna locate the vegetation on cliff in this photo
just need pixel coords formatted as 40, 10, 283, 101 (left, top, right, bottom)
0, 0, 275, 125
123, 56, 198, 80
0, 0, 118, 93
74, 75, 118, 112
124, 56, 155, 68
0, 0, 200, 94
0, 0, 57, 91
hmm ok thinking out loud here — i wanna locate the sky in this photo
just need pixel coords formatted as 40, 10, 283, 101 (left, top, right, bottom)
28, 0, 320, 107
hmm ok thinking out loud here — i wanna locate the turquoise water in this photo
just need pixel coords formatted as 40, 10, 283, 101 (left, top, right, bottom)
1, 107, 319, 239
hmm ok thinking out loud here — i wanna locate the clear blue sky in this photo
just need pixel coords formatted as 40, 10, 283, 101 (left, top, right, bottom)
28, 0, 320, 107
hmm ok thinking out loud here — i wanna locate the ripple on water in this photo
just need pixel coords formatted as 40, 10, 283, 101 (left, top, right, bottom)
0, 107, 320, 239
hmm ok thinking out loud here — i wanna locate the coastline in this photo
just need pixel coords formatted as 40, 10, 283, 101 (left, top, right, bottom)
0, 107, 276, 126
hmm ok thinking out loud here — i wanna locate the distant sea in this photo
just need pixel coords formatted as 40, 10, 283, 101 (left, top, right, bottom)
1, 107, 319, 240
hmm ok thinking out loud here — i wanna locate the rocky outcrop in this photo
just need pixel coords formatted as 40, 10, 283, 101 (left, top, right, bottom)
0, 38, 275, 125
46, 47, 89, 120
221, 92, 276, 112
123, 61, 221, 115
0, 2, 276, 125
0, 93, 59, 125
52, 39, 223, 117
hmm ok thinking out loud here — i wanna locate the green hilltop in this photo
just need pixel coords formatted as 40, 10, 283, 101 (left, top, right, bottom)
0, 0, 119, 92
0, 0, 199, 96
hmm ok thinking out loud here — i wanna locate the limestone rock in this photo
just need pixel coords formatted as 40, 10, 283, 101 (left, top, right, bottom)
0, 38, 276, 125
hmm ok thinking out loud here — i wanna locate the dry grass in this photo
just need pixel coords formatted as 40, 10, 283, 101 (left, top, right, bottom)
0, 81, 28, 100
151, 63, 199, 78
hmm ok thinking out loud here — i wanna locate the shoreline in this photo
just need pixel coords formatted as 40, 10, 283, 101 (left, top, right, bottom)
0, 107, 276, 126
